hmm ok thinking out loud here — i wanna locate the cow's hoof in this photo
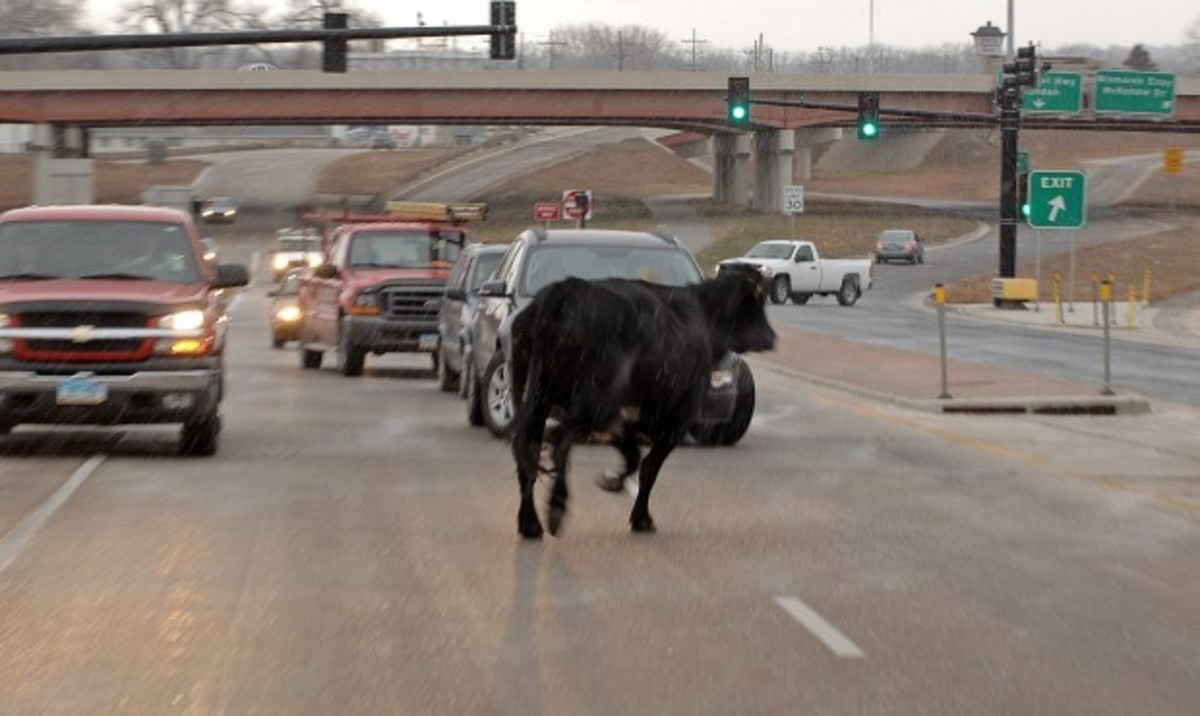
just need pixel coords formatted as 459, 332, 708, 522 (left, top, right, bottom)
519, 518, 544, 540
630, 515, 657, 533
595, 470, 626, 493
547, 504, 568, 536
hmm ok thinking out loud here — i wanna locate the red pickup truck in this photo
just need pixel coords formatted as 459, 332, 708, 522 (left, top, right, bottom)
297, 202, 484, 376
0, 204, 250, 455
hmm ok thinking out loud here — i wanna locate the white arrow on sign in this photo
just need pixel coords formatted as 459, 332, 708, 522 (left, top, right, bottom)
1033, 99, 1046, 108
1047, 195, 1067, 222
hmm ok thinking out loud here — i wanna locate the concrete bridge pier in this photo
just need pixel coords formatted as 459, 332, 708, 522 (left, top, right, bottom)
753, 129, 795, 213
792, 127, 843, 180
713, 132, 752, 206
31, 124, 95, 205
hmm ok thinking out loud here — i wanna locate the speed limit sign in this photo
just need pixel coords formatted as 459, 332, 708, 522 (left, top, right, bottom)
783, 185, 804, 214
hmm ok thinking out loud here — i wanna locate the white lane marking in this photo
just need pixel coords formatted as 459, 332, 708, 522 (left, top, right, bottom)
0, 455, 106, 574
774, 595, 866, 658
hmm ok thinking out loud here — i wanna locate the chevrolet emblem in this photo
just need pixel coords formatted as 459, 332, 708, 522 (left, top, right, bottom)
70, 325, 97, 343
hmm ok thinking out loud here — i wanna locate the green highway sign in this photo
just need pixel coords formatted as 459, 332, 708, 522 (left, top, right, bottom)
1094, 70, 1175, 116
1022, 72, 1083, 114
1027, 170, 1086, 229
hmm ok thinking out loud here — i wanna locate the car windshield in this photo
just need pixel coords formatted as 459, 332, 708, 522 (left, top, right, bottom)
0, 219, 202, 283
349, 230, 461, 268
881, 231, 914, 245
521, 244, 701, 296
745, 242, 795, 260
278, 237, 322, 253
208, 198, 237, 210
468, 251, 504, 291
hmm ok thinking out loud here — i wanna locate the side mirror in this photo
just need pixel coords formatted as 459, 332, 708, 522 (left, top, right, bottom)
478, 278, 509, 297
444, 287, 467, 301
313, 263, 338, 280
213, 263, 250, 288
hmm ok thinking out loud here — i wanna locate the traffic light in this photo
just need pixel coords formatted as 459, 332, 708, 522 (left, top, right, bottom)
322, 12, 348, 73
1011, 44, 1048, 88
857, 92, 880, 140
727, 76, 750, 128
1018, 170, 1031, 218
489, 1, 516, 61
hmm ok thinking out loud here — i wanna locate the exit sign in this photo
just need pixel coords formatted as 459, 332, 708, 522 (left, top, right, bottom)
1027, 170, 1086, 229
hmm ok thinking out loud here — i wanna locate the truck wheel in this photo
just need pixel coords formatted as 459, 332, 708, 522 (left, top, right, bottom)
301, 347, 323, 370
836, 277, 861, 307
769, 276, 791, 305
180, 413, 220, 457
689, 358, 756, 446
482, 352, 514, 439
338, 330, 365, 377
437, 347, 459, 392
464, 359, 485, 426
790, 292, 812, 305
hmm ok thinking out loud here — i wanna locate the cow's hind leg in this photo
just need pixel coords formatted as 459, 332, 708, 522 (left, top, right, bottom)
629, 435, 679, 533
513, 403, 548, 540
596, 431, 641, 493
546, 429, 575, 536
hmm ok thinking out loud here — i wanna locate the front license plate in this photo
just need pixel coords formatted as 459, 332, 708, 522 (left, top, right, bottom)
57, 376, 108, 405
418, 333, 439, 351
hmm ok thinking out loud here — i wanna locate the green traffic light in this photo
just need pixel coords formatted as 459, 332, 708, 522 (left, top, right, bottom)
731, 105, 747, 121
1021, 203, 1031, 217
861, 122, 878, 138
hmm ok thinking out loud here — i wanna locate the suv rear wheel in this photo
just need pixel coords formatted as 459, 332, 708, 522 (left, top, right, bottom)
482, 352, 514, 438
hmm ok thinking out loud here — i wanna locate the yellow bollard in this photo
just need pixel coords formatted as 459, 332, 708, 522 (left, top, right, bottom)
1142, 268, 1153, 307
1053, 271, 1063, 325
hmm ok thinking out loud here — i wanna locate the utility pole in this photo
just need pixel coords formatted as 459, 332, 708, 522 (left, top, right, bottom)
615, 30, 627, 71
538, 32, 565, 69
682, 28, 706, 71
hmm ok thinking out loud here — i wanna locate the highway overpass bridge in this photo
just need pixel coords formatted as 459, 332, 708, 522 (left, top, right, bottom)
4, 70, 1197, 210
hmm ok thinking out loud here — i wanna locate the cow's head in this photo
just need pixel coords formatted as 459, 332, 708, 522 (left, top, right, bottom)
701, 264, 777, 355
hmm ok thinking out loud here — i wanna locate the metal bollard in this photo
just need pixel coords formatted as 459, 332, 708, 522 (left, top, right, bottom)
1128, 284, 1137, 328
1107, 272, 1117, 324
1091, 272, 1100, 326
935, 284, 952, 400
1100, 279, 1114, 396
1142, 268, 1153, 307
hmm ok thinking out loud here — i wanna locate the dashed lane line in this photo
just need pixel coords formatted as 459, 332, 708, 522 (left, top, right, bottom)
0, 455, 105, 574
774, 595, 866, 659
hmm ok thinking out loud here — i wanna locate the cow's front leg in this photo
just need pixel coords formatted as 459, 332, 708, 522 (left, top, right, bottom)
629, 438, 676, 533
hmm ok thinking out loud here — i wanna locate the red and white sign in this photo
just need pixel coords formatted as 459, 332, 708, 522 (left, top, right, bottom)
562, 189, 593, 220
533, 202, 560, 221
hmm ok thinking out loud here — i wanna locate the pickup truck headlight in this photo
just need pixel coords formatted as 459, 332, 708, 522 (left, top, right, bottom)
155, 309, 211, 355
306, 253, 323, 267
272, 254, 290, 271
349, 293, 380, 316
157, 309, 206, 332
0, 313, 11, 353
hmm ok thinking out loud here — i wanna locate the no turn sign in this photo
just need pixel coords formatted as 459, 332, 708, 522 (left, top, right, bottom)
562, 189, 593, 220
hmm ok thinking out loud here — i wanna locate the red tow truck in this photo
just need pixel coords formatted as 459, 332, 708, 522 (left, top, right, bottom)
0, 204, 250, 455
296, 201, 485, 376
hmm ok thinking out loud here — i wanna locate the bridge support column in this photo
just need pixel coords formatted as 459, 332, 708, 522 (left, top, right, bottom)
753, 129, 794, 213
713, 132, 752, 206
30, 124, 94, 205
792, 128, 842, 181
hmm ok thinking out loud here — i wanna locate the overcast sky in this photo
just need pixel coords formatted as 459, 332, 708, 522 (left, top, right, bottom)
351, 0, 1198, 52
82, 1, 1197, 53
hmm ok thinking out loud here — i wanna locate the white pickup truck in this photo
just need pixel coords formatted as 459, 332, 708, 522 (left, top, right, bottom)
718, 240, 873, 306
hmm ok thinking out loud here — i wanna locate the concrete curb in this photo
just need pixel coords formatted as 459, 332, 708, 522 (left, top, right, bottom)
748, 356, 1153, 416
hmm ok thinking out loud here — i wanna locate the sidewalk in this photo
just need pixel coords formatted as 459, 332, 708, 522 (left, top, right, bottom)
746, 298, 1200, 416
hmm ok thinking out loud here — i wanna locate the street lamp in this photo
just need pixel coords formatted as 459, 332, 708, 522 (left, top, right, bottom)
971, 21, 1006, 58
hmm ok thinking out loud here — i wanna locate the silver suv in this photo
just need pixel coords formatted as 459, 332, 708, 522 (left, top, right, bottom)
464, 228, 757, 446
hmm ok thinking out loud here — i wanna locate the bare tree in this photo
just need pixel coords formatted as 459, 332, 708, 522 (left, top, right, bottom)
0, 0, 83, 35
550, 23, 681, 70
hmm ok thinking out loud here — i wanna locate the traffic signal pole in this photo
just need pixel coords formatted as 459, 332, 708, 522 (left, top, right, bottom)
998, 77, 1021, 284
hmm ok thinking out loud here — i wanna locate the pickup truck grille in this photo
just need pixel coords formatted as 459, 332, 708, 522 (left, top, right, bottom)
14, 309, 152, 361
380, 282, 444, 322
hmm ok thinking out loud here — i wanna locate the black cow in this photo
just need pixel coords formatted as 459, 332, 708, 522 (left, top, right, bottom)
509, 267, 776, 539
